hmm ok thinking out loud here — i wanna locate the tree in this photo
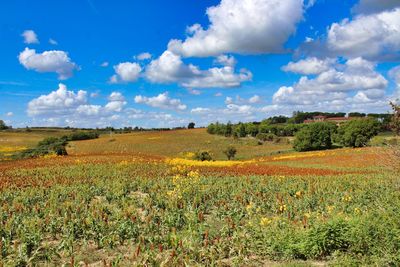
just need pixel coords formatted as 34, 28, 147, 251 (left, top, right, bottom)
223, 146, 237, 160
188, 122, 195, 129
335, 118, 380, 148
225, 122, 233, 137
0, 120, 8, 130
293, 122, 337, 152
390, 102, 400, 135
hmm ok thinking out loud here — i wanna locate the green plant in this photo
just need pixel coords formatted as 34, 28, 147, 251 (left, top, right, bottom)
335, 118, 380, 148
293, 122, 337, 151
194, 150, 213, 161
223, 146, 237, 160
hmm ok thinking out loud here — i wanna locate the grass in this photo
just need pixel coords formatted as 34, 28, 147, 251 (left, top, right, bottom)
0, 128, 399, 265
68, 128, 293, 160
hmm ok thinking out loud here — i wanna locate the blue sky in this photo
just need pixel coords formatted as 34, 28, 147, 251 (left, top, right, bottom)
1, 0, 399, 128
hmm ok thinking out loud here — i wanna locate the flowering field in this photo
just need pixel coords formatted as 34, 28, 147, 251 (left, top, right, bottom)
0, 129, 399, 266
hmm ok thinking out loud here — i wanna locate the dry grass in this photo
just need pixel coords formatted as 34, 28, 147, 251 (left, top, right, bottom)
68, 128, 292, 160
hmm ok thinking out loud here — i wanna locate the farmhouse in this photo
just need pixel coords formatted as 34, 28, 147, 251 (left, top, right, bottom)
304, 115, 353, 125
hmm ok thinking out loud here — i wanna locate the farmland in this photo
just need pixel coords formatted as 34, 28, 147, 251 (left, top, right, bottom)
0, 129, 399, 266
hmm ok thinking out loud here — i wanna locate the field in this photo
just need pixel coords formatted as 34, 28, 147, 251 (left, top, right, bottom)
0, 129, 399, 266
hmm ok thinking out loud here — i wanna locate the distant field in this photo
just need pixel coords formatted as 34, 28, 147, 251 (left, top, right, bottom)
68, 128, 293, 160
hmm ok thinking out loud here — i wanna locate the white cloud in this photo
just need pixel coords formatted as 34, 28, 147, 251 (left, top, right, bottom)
272, 57, 390, 112
214, 55, 237, 67
6, 112, 13, 117
326, 8, 400, 60
168, 0, 304, 57
145, 51, 251, 88
27, 84, 127, 127
105, 92, 127, 112
21, 30, 39, 44
18, 48, 79, 79
136, 52, 152, 60
27, 83, 87, 116
100, 61, 109, 67
49, 38, 58, 45
352, 0, 400, 14
110, 62, 142, 83
225, 95, 262, 105
191, 107, 211, 114
282, 57, 336, 75
134, 92, 187, 111
249, 95, 262, 104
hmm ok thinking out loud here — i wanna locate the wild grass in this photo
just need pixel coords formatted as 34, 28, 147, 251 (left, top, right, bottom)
0, 129, 398, 265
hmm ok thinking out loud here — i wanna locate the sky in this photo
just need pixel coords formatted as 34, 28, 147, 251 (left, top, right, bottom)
1, 0, 400, 128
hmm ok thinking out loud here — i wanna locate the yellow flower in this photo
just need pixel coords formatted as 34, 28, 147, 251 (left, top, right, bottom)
342, 195, 352, 202
295, 191, 303, 198
279, 204, 287, 212
327, 205, 335, 213
354, 207, 361, 214
260, 217, 272, 226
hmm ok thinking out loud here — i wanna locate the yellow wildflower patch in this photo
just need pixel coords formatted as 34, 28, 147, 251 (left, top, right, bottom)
0, 146, 27, 153
165, 157, 255, 167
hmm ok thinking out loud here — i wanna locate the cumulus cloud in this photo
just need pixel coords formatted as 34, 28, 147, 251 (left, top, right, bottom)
6, 112, 13, 117
282, 57, 336, 75
100, 61, 109, 67
134, 92, 187, 111
326, 8, 400, 60
27, 84, 127, 127
27, 84, 87, 116
21, 30, 39, 44
136, 52, 152, 60
352, 0, 400, 14
18, 48, 79, 79
272, 57, 390, 112
145, 51, 251, 88
104, 92, 127, 112
110, 62, 142, 83
225, 95, 262, 105
167, 0, 304, 57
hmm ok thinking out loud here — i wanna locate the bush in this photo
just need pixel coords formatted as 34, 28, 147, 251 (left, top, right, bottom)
223, 146, 237, 160
67, 131, 99, 141
335, 118, 380, 147
194, 151, 213, 161
14, 136, 69, 159
293, 122, 337, 152
256, 133, 276, 142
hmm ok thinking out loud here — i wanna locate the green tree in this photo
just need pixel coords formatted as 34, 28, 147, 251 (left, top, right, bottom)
293, 122, 337, 152
225, 122, 233, 137
335, 118, 380, 147
188, 122, 195, 129
223, 146, 237, 160
0, 120, 8, 130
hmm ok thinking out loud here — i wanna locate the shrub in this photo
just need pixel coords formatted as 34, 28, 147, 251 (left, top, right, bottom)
67, 131, 99, 141
335, 118, 380, 147
256, 133, 276, 142
223, 146, 237, 160
293, 122, 337, 152
194, 151, 213, 161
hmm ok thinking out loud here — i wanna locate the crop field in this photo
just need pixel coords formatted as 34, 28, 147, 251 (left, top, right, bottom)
0, 129, 399, 266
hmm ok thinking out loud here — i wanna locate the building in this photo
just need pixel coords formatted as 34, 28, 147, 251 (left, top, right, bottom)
304, 116, 353, 125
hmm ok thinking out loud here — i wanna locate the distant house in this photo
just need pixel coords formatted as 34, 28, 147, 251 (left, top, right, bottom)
304, 116, 353, 125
